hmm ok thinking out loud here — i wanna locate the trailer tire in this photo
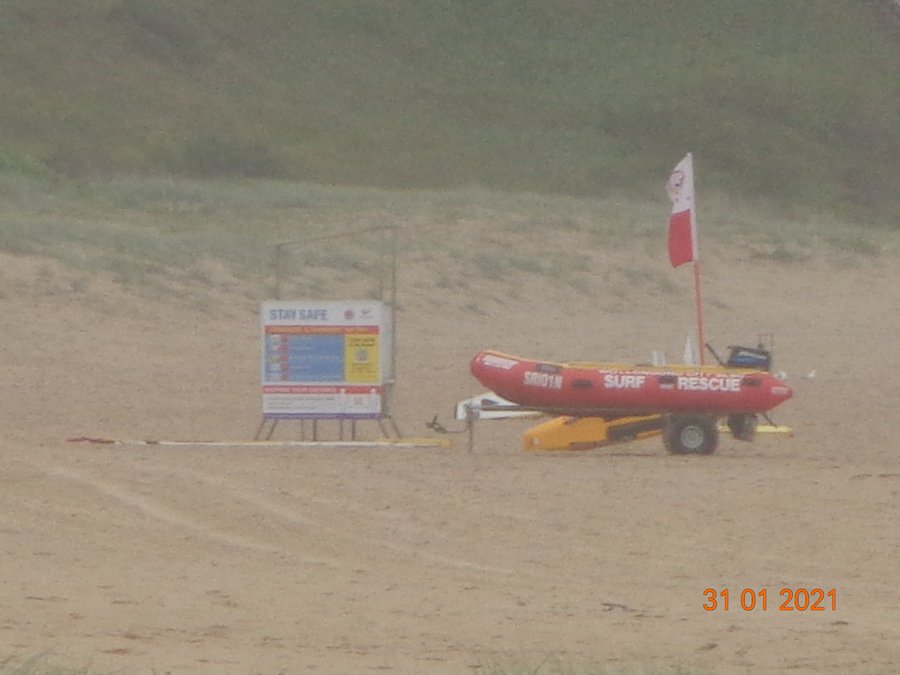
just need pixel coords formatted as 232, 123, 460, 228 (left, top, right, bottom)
663, 415, 719, 455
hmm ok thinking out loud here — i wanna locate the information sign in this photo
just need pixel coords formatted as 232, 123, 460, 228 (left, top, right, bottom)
261, 300, 388, 419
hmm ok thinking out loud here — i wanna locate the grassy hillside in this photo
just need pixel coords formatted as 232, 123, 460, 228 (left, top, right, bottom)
1, 0, 899, 223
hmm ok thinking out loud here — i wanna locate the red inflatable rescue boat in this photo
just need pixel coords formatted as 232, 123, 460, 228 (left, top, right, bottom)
470, 349, 792, 417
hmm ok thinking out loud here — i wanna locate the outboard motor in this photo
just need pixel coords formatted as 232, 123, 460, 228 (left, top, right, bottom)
726, 344, 772, 371
723, 343, 774, 441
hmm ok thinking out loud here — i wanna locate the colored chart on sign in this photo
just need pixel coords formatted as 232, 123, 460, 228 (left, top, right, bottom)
264, 333, 345, 382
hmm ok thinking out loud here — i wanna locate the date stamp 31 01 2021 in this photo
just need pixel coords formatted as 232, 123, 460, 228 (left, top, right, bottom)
703, 588, 838, 612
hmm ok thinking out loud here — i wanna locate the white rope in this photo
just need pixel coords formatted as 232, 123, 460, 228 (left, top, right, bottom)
68, 436, 452, 449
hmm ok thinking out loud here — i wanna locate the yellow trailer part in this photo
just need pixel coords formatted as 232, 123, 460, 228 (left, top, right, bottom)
523, 415, 663, 451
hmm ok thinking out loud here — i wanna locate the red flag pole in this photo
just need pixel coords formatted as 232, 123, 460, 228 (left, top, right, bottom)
693, 260, 706, 365
690, 156, 705, 365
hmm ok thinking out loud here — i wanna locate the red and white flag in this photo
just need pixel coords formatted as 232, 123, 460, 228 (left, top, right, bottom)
666, 153, 697, 268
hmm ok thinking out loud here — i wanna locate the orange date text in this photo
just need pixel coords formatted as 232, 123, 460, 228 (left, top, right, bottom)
703, 587, 837, 612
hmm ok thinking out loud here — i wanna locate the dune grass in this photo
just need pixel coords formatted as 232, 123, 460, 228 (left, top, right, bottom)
0, 1, 899, 224
0, 173, 889, 314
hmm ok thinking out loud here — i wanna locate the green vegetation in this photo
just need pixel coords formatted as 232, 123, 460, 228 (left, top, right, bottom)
0, 1, 895, 305
1, 172, 887, 315
0, 174, 624, 303
0, 1, 899, 224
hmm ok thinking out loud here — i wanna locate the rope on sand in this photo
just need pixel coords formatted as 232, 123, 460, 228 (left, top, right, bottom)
67, 436, 452, 449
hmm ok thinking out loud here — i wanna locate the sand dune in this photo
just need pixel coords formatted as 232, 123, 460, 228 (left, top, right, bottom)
1, 238, 898, 674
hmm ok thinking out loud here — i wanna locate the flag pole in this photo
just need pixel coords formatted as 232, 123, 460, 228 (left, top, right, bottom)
690, 155, 705, 365
693, 260, 706, 365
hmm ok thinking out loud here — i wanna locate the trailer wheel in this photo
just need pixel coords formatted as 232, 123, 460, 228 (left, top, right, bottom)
663, 415, 719, 455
